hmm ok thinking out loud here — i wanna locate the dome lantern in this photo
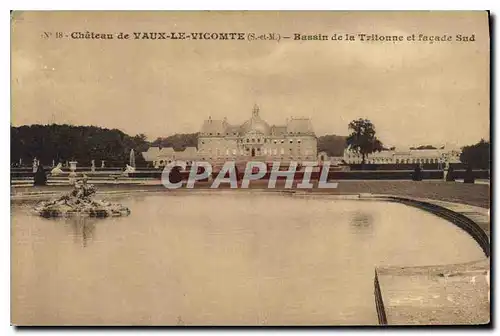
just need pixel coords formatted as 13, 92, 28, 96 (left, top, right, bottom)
252, 104, 260, 117
240, 104, 270, 135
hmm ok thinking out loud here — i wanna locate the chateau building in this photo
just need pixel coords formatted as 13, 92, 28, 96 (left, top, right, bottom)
142, 105, 318, 167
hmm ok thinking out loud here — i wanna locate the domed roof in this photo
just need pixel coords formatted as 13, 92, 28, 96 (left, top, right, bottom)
240, 117, 271, 135
240, 105, 271, 135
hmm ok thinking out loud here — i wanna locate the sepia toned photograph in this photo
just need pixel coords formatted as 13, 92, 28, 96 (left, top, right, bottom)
10, 10, 491, 326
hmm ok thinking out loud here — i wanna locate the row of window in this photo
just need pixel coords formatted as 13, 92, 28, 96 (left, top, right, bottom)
201, 132, 308, 136
241, 139, 302, 144
154, 156, 316, 166
347, 158, 443, 164
199, 148, 313, 154
395, 158, 441, 164
201, 139, 304, 145
155, 160, 195, 166
197, 148, 313, 155
198, 156, 313, 161
347, 153, 461, 160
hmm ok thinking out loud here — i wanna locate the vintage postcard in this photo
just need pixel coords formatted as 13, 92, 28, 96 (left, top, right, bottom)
10, 11, 490, 326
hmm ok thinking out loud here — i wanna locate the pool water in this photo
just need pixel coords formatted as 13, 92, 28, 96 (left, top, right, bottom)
11, 193, 485, 325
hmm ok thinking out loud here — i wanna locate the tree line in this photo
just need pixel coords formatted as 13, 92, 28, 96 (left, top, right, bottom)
11, 124, 150, 167
460, 139, 490, 169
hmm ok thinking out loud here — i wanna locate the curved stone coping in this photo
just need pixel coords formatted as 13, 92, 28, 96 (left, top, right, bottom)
360, 194, 491, 326
359, 194, 490, 257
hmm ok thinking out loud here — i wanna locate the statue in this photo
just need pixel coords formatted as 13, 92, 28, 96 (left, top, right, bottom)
412, 164, 423, 181
33, 164, 47, 186
68, 161, 78, 185
32, 157, 38, 173
91, 160, 96, 172
33, 176, 130, 218
69, 161, 78, 176
443, 160, 450, 181
50, 162, 64, 176
464, 165, 475, 184
446, 166, 455, 182
122, 164, 136, 176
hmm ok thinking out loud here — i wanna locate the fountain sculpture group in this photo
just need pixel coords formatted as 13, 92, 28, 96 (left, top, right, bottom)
34, 176, 130, 218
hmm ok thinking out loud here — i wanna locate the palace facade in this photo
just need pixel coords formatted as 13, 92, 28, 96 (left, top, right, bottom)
142, 105, 318, 167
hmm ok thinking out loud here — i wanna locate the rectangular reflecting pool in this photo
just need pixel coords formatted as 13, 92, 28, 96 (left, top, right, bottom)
11, 193, 485, 325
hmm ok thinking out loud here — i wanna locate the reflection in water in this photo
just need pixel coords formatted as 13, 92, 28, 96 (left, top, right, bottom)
350, 211, 374, 230
11, 194, 485, 326
68, 217, 97, 248
38, 216, 98, 248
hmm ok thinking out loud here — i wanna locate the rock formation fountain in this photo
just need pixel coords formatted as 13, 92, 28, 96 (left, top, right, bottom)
34, 176, 130, 218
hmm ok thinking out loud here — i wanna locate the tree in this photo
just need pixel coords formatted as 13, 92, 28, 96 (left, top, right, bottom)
317, 135, 347, 157
345, 119, 383, 164
151, 133, 199, 150
460, 139, 490, 169
410, 145, 436, 150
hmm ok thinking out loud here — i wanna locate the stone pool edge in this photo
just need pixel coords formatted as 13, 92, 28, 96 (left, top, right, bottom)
358, 193, 490, 326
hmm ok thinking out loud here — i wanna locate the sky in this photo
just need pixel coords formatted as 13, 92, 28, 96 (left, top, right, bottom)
11, 11, 490, 148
